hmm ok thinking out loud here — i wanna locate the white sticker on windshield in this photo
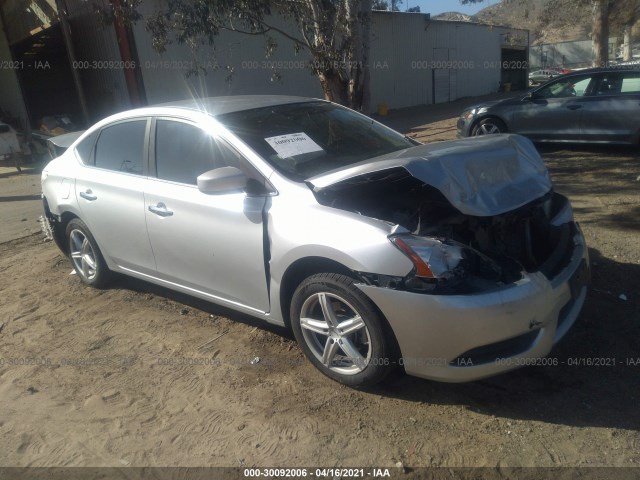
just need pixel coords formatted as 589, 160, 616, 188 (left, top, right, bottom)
264, 132, 323, 158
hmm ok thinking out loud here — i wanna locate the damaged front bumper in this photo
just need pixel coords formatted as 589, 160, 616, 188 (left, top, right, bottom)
356, 225, 589, 383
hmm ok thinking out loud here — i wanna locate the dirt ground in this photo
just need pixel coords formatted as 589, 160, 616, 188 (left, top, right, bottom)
0, 100, 639, 470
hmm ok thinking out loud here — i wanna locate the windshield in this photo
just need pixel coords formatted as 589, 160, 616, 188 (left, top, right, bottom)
216, 101, 414, 181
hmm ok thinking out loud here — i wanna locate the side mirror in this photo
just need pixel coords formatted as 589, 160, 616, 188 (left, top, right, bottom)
523, 91, 535, 101
197, 166, 247, 194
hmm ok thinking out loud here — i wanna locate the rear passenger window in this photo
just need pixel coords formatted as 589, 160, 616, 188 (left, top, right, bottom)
621, 73, 640, 94
75, 130, 98, 165
596, 74, 621, 95
155, 120, 245, 185
94, 120, 146, 174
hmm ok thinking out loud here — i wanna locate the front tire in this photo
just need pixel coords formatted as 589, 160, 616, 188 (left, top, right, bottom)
472, 117, 507, 136
66, 218, 111, 287
290, 273, 395, 387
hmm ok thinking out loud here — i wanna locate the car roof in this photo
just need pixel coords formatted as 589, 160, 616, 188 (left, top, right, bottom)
563, 67, 640, 75
151, 95, 323, 116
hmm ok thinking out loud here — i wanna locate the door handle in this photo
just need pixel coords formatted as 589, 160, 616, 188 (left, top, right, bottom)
567, 104, 582, 110
148, 202, 174, 217
79, 189, 97, 201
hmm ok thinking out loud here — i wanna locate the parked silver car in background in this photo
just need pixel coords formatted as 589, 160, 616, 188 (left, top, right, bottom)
528, 69, 560, 85
459, 67, 640, 143
42, 96, 589, 387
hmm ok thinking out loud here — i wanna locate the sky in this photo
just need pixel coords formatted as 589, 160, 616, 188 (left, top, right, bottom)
402, 0, 499, 16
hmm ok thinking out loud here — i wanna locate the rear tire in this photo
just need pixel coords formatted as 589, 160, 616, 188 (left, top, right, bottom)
472, 117, 507, 136
290, 273, 395, 387
65, 218, 111, 287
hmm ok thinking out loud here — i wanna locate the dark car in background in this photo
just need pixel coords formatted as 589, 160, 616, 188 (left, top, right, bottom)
458, 67, 640, 144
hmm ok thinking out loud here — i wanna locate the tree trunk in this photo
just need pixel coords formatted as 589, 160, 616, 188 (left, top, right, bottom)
318, 69, 350, 106
346, 0, 372, 111
592, 0, 612, 67
623, 23, 633, 61
313, 0, 372, 111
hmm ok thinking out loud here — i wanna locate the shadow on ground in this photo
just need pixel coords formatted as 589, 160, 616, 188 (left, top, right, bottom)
117, 274, 293, 340
540, 144, 639, 197
105, 245, 639, 431
0, 194, 42, 202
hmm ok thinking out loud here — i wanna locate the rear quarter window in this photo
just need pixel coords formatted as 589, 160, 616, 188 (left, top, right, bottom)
75, 131, 98, 165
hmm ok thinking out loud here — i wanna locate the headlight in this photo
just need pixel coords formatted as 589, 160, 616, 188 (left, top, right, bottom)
390, 235, 509, 293
461, 109, 476, 121
390, 235, 464, 279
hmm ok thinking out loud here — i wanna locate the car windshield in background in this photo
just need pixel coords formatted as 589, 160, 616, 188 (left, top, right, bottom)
216, 101, 414, 181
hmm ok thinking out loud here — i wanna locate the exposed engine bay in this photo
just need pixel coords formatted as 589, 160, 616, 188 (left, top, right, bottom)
313, 168, 575, 293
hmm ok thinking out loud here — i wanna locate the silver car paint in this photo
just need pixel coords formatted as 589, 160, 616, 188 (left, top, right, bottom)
43, 105, 414, 320
42, 97, 588, 382
76, 157, 157, 276
144, 180, 270, 312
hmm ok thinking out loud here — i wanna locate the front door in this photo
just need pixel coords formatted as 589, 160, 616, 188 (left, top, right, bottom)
512, 74, 596, 141
144, 118, 270, 313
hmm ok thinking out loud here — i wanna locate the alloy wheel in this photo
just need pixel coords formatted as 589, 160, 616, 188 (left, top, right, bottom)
474, 123, 502, 135
299, 292, 372, 375
69, 229, 98, 281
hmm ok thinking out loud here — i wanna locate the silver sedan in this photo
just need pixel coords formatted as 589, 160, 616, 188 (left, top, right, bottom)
42, 96, 589, 387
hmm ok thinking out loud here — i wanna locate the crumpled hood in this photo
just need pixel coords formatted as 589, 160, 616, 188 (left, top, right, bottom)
308, 134, 552, 217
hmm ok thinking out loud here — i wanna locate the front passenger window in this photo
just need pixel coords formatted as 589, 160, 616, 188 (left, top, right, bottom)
155, 120, 251, 185
537, 76, 593, 99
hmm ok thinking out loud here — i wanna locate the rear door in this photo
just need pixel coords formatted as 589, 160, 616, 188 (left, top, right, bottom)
579, 71, 640, 142
75, 118, 157, 275
144, 117, 271, 313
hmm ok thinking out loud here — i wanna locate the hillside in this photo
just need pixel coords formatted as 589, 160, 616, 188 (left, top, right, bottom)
431, 12, 474, 22
474, 0, 589, 44
432, 1, 590, 45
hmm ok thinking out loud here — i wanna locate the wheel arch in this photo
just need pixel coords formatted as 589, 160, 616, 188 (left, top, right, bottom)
42, 195, 79, 255
279, 256, 356, 329
278, 256, 403, 370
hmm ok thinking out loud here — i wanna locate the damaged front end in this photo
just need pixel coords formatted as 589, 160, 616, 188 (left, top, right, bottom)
309, 135, 577, 294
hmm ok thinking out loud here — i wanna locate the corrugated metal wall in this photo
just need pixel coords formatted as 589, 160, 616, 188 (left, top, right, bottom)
1, 7, 527, 128
64, 0, 131, 122
132, 11, 520, 112
368, 15, 508, 110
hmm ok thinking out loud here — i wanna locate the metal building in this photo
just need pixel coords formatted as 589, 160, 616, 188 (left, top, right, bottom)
0, 4, 529, 129
368, 13, 528, 110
